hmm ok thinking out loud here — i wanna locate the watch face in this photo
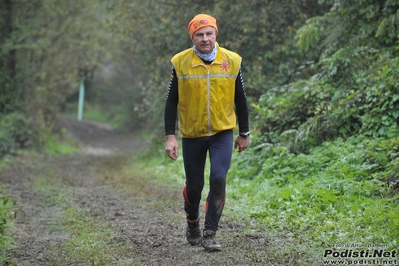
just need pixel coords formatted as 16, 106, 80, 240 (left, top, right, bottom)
240, 132, 250, 138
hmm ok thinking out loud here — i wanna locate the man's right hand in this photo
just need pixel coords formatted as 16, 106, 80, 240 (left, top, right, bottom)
165, 135, 179, 160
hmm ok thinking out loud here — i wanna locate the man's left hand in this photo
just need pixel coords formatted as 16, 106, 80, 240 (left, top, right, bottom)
234, 135, 250, 152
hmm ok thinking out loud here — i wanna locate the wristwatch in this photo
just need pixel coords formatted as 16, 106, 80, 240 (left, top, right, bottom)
239, 132, 250, 139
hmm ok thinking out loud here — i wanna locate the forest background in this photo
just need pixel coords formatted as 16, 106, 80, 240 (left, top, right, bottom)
1, 0, 399, 262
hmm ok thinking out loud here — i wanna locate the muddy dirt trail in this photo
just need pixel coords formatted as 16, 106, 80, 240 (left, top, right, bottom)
1, 117, 295, 266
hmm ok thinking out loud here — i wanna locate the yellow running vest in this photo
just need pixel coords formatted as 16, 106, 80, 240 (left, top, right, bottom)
171, 43, 242, 138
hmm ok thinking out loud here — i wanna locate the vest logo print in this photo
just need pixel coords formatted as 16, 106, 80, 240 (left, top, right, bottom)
221, 60, 230, 71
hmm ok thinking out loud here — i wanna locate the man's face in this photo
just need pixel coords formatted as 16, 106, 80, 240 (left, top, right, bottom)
192, 26, 216, 54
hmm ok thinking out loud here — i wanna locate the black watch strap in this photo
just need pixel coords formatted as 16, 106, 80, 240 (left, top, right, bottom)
239, 132, 250, 138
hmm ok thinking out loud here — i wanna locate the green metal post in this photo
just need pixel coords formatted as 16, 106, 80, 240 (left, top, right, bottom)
77, 77, 85, 121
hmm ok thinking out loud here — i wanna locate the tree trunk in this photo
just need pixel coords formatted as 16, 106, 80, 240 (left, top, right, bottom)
1, 0, 18, 113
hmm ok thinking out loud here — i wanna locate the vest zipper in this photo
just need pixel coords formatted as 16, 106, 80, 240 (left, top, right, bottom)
207, 67, 212, 136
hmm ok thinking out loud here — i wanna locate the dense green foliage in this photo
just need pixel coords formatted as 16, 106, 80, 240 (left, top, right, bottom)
0, 112, 36, 156
253, 0, 399, 152
226, 0, 399, 251
0, 186, 16, 262
0, 0, 115, 158
1, 0, 399, 262
254, 49, 399, 151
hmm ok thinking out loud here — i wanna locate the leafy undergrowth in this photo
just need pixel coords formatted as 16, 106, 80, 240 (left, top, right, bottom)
230, 135, 399, 254
154, 134, 399, 262
0, 187, 16, 264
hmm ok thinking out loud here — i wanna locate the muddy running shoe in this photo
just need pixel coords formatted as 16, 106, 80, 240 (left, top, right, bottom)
201, 230, 222, 252
186, 219, 201, 246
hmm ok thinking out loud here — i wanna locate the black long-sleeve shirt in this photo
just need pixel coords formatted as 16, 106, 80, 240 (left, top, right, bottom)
164, 65, 249, 136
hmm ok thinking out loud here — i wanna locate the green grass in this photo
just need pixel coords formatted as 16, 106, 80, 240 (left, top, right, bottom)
48, 206, 140, 266
0, 153, 36, 264
62, 103, 125, 128
228, 136, 399, 260
42, 131, 80, 155
13, 157, 143, 265
0, 189, 16, 265
150, 135, 399, 263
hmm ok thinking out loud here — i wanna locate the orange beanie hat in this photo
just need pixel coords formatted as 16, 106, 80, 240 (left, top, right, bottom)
188, 14, 218, 39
